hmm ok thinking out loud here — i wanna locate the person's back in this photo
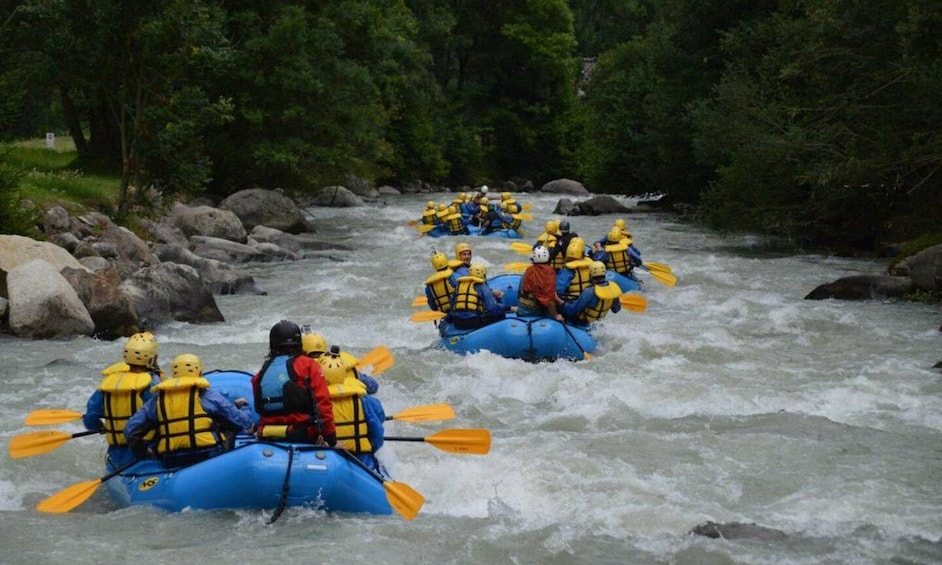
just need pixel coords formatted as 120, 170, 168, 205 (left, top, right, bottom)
84, 332, 163, 470
517, 245, 563, 321
125, 354, 254, 467
252, 320, 337, 446
562, 262, 623, 326
319, 348, 385, 471
556, 237, 594, 301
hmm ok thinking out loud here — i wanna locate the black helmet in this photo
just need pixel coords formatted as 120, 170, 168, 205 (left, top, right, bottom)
559, 220, 570, 233
269, 320, 302, 351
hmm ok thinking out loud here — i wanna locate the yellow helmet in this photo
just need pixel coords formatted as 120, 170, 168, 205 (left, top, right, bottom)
431, 251, 449, 271
500, 192, 511, 200
438, 203, 448, 211
614, 219, 626, 229
479, 196, 489, 206
447, 205, 458, 215
302, 332, 327, 356
607, 227, 623, 243
544, 220, 556, 233
455, 242, 472, 259
317, 348, 348, 385
171, 353, 202, 379
457, 192, 465, 200
565, 237, 586, 260
124, 332, 159, 367
469, 263, 488, 279
426, 201, 435, 209
589, 261, 607, 280
500, 202, 509, 211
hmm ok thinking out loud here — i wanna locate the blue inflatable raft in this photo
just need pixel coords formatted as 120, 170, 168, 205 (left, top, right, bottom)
103, 370, 394, 516
424, 224, 522, 239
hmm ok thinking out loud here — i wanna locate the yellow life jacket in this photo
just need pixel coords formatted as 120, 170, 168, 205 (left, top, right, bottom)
153, 377, 218, 454
421, 209, 438, 225
453, 276, 485, 313
604, 242, 631, 273
445, 213, 465, 234
562, 259, 593, 300
578, 282, 622, 323
98, 371, 155, 446
425, 269, 455, 312
328, 377, 372, 453
504, 215, 522, 230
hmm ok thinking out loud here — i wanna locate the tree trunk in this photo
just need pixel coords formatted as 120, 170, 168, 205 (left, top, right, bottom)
58, 85, 86, 155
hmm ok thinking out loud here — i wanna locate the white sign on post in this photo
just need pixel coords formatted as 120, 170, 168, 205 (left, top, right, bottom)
45, 133, 55, 149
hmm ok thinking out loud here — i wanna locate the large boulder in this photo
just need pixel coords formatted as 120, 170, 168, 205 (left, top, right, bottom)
61, 266, 139, 339
220, 188, 310, 234
155, 244, 267, 295
7, 259, 95, 338
121, 263, 224, 326
0, 234, 89, 273
248, 225, 303, 253
310, 185, 363, 207
805, 275, 913, 300
690, 521, 788, 541
907, 244, 942, 292
98, 222, 161, 276
540, 178, 591, 196
564, 195, 633, 216
188, 236, 271, 263
170, 203, 248, 243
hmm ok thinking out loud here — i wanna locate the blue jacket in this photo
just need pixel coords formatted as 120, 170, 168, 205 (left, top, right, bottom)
125, 388, 253, 457
84, 368, 162, 470
449, 281, 506, 320
561, 282, 622, 324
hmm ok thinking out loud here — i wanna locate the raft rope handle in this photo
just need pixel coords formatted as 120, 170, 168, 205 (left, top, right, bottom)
268, 445, 295, 525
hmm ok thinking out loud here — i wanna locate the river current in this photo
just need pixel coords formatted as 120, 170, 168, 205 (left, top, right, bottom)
1, 193, 940, 564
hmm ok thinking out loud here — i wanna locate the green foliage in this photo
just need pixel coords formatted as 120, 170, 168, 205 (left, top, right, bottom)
0, 160, 39, 236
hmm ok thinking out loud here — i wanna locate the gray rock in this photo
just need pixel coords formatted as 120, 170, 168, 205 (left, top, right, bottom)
310, 185, 364, 207
540, 178, 591, 196
121, 262, 224, 326
7, 259, 95, 338
907, 244, 942, 292
188, 236, 268, 263
690, 521, 788, 541
170, 202, 248, 243
0, 234, 89, 273
155, 244, 266, 295
61, 266, 139, 340
220, 188, 310, 234
805, 275, 913, 300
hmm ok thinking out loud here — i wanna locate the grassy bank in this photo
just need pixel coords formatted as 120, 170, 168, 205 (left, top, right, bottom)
1, 137, 121, 236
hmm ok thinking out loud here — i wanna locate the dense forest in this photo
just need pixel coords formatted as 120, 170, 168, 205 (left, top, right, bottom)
1, 0, 939, 252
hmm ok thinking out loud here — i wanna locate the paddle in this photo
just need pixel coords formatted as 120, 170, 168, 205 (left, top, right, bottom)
355, 345, 395, 376
9, 429, 102, 459
511, 213, 533, 221
416, 224, 438, 234
510, 242, 533, 256
407, 219, 419, 226
24, 409, 83, 426
385, 428, 491, 455
411, 296, 427, 308
36, 459, 139, 514
619, 293, 648, 313
335, 448, 424, 520
644, 261, 673, 275
410, 310, 446, 322
385, 403, 455, 423
638, 265, 677, 287
557, 320, 592, 360
504, 262, 529, 273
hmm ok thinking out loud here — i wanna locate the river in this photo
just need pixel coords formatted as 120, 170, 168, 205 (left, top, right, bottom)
1, 192, 940, 564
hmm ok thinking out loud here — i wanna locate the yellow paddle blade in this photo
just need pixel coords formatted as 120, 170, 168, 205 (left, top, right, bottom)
411, 296, 427, 308
644, 261, 673, 275
643, 267, 677, 287
356, 346, 394, 372
36, 479, 104, 514
509, 242, 533, 255
384, 481, 424, 521
25, 409, 83, 426
511, 213, 533, 221
620, 293, 648, 313
425, 428, 492, 455
504, 262, 529, 273
407, 219, 419, 226
416, 224, 438, 233
370, 354, 396, 376
410, 310, 446, 322
522, 203, 531, 211
389, 403, 455, 423
9, 430, 74, 459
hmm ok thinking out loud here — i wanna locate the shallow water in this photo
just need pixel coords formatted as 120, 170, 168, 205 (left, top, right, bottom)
1, 193, 940, 564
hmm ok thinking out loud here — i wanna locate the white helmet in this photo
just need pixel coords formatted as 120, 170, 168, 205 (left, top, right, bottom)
530, 245, 550, 264
480, 185, 489, 194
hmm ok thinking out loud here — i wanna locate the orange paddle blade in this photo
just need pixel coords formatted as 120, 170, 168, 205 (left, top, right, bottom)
25, 409, 83, 426
410, 310, 446, 322
620, 293, 648, 313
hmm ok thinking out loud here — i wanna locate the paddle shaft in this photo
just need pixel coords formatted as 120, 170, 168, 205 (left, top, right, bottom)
558, 320, 591, 360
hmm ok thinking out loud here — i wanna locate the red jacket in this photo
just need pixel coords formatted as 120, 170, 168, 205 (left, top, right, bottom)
521, 263, 558, 308
252, 354, 336, 440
